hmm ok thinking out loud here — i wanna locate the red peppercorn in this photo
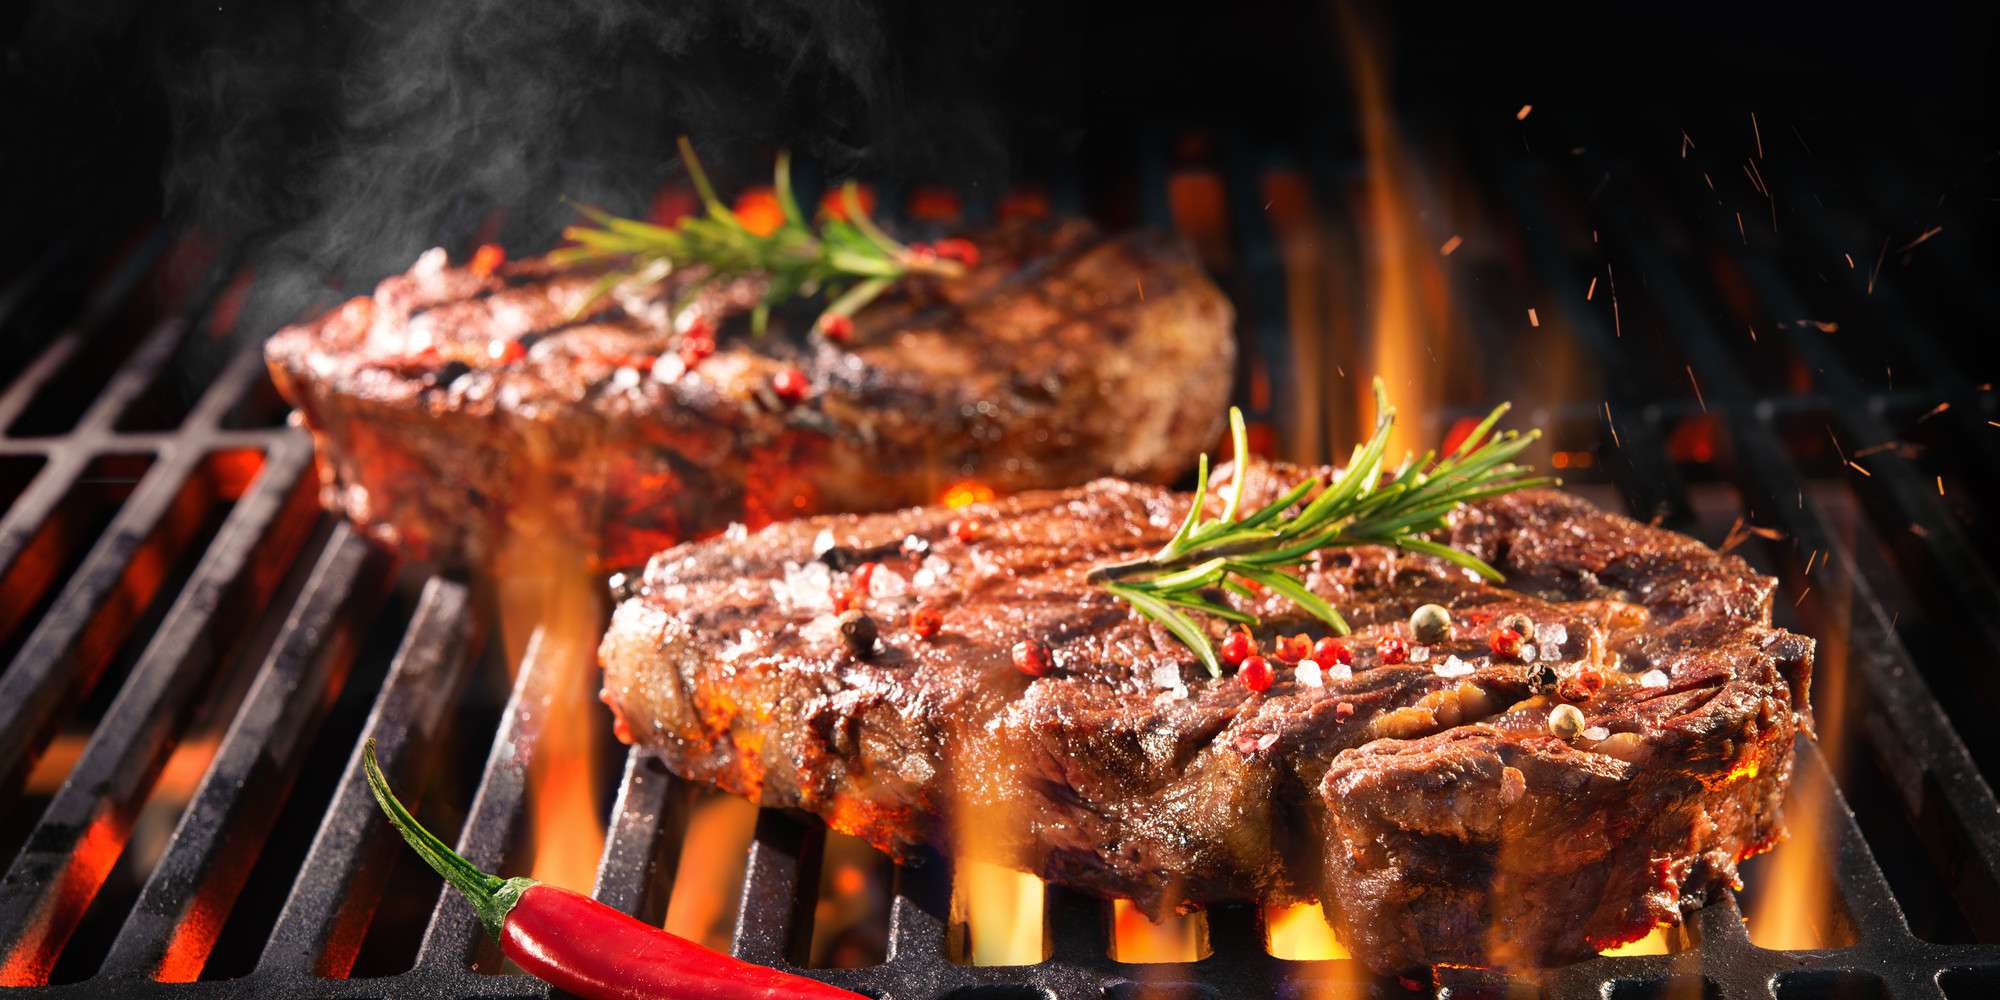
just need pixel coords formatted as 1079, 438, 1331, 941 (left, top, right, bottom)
911, 605, 942, 639
950, 518, 979, 543
1012, 639, 1052, 678
469, 243, 505, 279
487, 339, 526, 365
850, 562, 878, 595
1575, 668, 1605, 694
1489, 627, 1525, 661
1219, 630, 1255, 666
771, 368, 810, 403
819, 313, 855, 342
1273, 634, 1311, 664
1239, 655, 1274, 692
1376, 636, 1409, 665
932, 237, 980, 267
678, 334, 715, 370
1312, 636, 1353, 666
831, 587, 858, 614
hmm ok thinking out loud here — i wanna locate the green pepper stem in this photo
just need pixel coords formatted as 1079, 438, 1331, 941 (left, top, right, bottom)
361, 739, 534, 938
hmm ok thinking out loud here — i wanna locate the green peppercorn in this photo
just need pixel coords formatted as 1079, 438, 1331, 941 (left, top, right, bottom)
1547, 703, 1586, 739
1409, 604, 1453, 645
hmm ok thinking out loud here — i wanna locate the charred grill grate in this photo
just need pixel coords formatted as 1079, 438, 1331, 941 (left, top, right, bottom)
1, 132, 1998, 1000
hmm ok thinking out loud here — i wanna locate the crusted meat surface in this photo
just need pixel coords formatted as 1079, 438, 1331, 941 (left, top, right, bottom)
596, 471, 1813, 972
265, 220, 1233, 570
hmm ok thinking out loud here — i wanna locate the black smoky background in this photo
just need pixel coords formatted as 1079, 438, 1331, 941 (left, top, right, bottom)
0, 0, 1991, 357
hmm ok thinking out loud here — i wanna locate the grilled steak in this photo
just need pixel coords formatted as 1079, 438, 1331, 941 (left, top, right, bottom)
264, 220, 1233, 570
597, 467, 1813, 972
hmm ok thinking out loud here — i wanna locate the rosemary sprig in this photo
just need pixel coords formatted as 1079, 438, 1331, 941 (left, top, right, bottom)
553, 137, 964, 333
1090, 379, 1553, 677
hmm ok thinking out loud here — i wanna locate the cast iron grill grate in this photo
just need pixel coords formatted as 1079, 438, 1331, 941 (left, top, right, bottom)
0, 132, 1997, 999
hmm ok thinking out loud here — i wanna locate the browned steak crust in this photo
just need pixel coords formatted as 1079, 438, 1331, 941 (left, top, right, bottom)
264, 220, 1233, 570
595, 472, 1812, 972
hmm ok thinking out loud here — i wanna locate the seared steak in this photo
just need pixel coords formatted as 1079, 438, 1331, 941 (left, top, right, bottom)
596, 467, 1813, 972
265, 220, 1233, 570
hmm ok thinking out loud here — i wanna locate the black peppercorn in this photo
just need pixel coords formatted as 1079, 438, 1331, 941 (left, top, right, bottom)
838, 610, 878, 655
432, 359, 472, 388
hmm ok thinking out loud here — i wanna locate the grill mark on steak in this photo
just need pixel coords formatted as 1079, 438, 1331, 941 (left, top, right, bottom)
598, 470, 1813, 972
265, 220, 1231, 571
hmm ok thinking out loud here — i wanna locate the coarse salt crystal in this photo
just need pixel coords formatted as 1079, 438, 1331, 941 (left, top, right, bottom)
912, 554, 952, 589
724, 522, 749, 541
870, 567, 909, 598
1325, 662, 1353, 681
1408, 645, 1430, 663
1534, 622, 1568, 647
1581, 726, 1610, 741
799, 614, 841, 645
1520, 643, 1538, 662
1540, 642, 1563, 662
1296, 660, 1324, 687
1256, 733, 1280, 752
1151, 664, 1183, 689
1434, 655, 1475, 678
1640, 669, 1669, 688
812, 529, 836, 557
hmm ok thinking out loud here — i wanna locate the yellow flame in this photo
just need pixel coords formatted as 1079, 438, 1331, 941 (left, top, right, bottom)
950, 859, 1044, 965
663, 791, 761, 950
1265, 902, 1349, 960
1598, 926, 1672, 956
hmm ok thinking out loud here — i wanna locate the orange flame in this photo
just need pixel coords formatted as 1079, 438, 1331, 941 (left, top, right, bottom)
493, 506, 607, 895
1110, 900, 1207, 963
663, 791, 760, 951
1265, 902, 1349, 960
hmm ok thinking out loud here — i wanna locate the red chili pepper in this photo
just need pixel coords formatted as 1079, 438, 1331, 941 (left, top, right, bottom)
362, 742, 862, 1000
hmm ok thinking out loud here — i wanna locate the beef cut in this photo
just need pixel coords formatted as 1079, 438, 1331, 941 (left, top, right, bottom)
596, 466, 1813, 972
265, 220, 1233, 570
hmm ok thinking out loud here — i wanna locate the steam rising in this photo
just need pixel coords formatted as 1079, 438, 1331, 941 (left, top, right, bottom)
140, 0, 1028, 334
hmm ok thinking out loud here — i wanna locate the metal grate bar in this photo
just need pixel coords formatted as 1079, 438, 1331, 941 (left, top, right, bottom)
91, 524, 388, 981
256, 578, 479, 978
0, 445, 229, 780
412, 627, 557, 976
729, 809, 815, 968
0, 438, 315, 980
589, 751, 686, 918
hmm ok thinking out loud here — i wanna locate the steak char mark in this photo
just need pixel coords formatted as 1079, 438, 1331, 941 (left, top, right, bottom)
265, 220, 1234, 570
596, 470, 1813, 972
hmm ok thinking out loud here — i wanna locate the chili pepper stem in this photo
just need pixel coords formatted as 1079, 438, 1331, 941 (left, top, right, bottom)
361, 740, 534, 939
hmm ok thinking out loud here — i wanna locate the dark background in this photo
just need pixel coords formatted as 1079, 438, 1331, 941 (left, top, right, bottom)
2, 0, 1991, 324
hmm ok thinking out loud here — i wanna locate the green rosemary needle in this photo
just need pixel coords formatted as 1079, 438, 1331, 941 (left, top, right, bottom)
1091, 378, 1553, 678
554, 137, 964, 333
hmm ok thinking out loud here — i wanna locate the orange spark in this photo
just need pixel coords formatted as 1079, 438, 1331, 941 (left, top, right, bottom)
1527, 308, 1540, 327
1439, 235, 1463, 256
1843, 253, 1855, 269
1898, 226, 1943, 253
1937, 476, 1945, 496
1585, 276, 1597, 300
1686, 365, 1706, 412
1604, 401, 1620, 448
1516, 104, 1533, 121
1847, 461, 1872, 477
1751, 112, 1764, 157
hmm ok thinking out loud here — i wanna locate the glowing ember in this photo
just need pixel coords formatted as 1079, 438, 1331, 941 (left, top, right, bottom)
939, 480, 996, 509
